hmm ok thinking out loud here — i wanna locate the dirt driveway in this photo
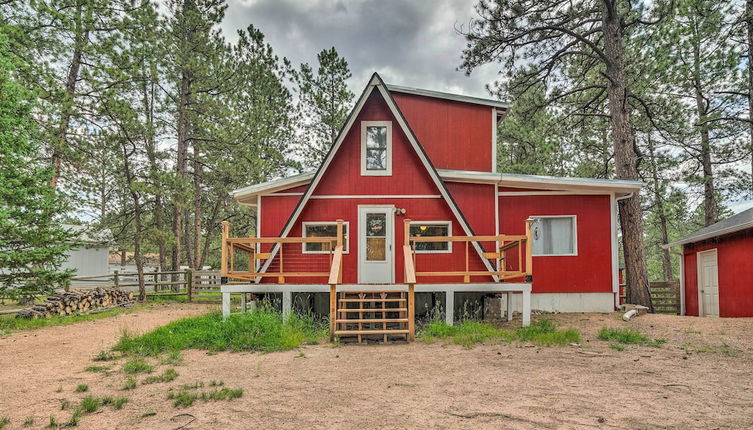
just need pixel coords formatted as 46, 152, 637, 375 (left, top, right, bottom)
1, 307, 752, 429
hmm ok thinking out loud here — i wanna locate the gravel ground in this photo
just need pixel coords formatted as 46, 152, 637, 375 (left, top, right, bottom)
0, 307, 752, 429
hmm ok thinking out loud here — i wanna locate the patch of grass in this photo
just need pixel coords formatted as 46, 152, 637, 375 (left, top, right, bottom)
143, 368, 179, 384
0, 305, 146, 334
112, 397, 128, 410
209, 380, 224, 387
46, 416, 58, 429
24, 416, 34, 426
66, 408, 82, 427
84, 365, 111, 373
113, 308, 327, 356
55, 386, 62, 393
168, 390, 197, 408
0, 417, 8, 429
159, 351, 183, 365
683, 328, 702, 334
683, 342, 741, 357
609, 343, 626, 351
60, 399, 71, 410
122, 357, 154, 374
418, 319, 580, 349
598, 327, 667, 348
74, 384, 88, 393
168, 386, 243, 408
92, 350, 118, 362
122, 376, 137, 390
80, 396, 100, 413
200, 388, 243, 401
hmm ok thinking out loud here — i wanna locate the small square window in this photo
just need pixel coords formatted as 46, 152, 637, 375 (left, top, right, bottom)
409, 222, 452, 253
531, 216, 576, 256
361, 121, 392, 176
302, 223, 348, 253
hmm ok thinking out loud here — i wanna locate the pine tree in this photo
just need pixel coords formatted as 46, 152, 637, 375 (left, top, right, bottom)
0, 34, 73, 302
296, 47, 354, 169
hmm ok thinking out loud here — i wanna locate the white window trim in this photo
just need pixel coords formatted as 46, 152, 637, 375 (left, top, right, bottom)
409, 221, 453, 254
361, 121, 392, 176
530, 215, 578, 257
302, 221, 350, 254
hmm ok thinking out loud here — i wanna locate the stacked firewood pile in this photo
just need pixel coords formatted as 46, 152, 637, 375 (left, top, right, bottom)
17, 288, 134, 318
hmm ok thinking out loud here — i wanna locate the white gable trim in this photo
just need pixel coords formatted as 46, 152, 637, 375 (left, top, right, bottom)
256, 73, 497, 280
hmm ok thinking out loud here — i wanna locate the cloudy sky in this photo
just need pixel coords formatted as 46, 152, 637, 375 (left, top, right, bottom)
221, 0, 502, 98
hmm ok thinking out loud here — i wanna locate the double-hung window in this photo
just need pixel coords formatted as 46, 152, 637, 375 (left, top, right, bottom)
531, 216, 577, 256
302, 222, 349, 253
409, 221, 452, 253
361, 121, 392, 176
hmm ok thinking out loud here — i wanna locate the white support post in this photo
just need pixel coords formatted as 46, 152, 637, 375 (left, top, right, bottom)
282, 290, 292, 320
240, 294, 247, 313
445, 290, 455, 326
507, 292, 513, 321
522, 288, 531, 327
222, 291, 231, 320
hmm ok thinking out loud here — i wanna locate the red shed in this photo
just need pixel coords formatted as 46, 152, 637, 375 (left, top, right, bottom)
222, 73, 642, 340
666, 208, 753, 317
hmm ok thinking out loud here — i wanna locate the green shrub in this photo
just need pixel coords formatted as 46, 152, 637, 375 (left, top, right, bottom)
114, 309, 327, 356
143, 369, 178, 384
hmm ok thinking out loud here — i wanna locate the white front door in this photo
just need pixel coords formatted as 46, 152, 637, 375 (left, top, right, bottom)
697, 249, 719, 317
358, 206, 394, 283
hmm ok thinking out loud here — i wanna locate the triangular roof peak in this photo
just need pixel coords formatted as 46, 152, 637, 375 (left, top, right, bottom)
255, 72, 497, 278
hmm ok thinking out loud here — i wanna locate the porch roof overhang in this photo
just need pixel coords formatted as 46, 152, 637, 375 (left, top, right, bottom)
231, 169, 643, 205
663, 207, 753, 248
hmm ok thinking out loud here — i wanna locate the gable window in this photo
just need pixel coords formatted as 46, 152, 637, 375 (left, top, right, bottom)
409, 221, 452, 253
531, 216, 576, 256
302, 222, 349, 253
361, 121, 392, 176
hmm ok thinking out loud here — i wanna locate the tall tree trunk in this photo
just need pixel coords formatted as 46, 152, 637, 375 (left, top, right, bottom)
120, 141, 145, 301
173, 69, 191, 270
602, 1, 653, 310
747, 0, 753, 194
51, 6, 88, 188
692, 35, 716, 226
199, 200, 222, 269
192, 146, 202, 269
648, 143, 673, 281
141, 65, 166, 273
182, 207, 193, 267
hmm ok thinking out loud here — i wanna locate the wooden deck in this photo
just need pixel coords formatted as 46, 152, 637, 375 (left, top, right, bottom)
219, 219, 534, 341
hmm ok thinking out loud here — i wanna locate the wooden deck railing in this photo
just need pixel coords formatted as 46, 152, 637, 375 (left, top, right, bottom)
403, 218, 533, 283
220, 220, 345, 284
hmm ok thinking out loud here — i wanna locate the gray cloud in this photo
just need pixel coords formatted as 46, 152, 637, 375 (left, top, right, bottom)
221, 0, 502, 99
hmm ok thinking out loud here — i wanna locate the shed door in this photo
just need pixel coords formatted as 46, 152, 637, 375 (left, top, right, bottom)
358, 206, 394, 283
697, 250, 719, 317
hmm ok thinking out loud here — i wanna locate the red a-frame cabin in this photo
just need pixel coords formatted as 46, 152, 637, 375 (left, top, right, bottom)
220, 73, 642, 341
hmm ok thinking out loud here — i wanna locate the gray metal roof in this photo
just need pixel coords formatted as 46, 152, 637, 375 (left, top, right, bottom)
385, 84, 510, 109
665, 207, 753, 248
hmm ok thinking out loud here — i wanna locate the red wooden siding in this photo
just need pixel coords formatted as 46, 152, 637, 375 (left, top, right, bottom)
391, 92, 493, 172
499, 194, 613, 293
259, 89, 492, 284
682, 228, 753, 317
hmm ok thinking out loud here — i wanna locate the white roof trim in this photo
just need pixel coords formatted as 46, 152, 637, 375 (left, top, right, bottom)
386, 83, 510, 110
438, 169, 643, 194
232, 169, 644, 203
664, 220, 753, 248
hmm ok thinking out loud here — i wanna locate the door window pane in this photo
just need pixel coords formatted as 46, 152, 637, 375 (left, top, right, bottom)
532, 217, 575, 256
366, 213, 386, 237
366, 238, 386, 261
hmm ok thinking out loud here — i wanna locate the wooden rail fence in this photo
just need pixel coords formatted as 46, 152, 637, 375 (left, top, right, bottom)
619, 280, 681, 314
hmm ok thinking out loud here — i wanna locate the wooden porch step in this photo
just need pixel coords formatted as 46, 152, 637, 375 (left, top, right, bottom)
337, 308, 407, 313
336, 318, 408, 323
335, 330, 409, 335
338, 298, 406, 303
